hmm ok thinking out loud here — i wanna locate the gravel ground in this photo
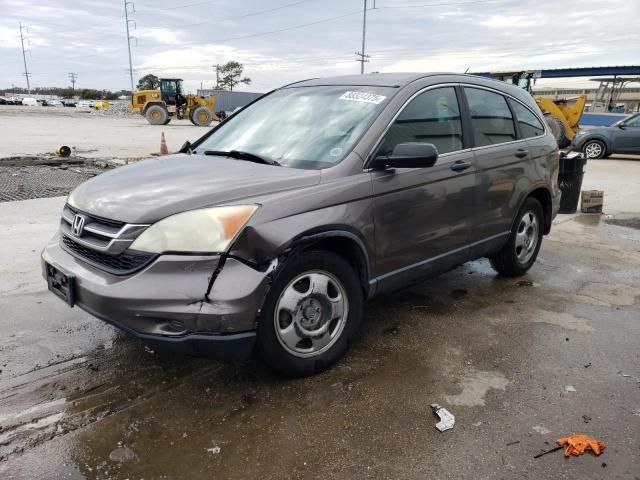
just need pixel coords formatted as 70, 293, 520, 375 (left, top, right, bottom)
0, 164, 108, 202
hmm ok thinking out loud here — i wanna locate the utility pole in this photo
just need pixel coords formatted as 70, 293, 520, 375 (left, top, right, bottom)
19, 22, 31, 93
68, 72, 78, 93
213, 64, 221, 88
355, 0, 372, 74
124, 0, 136, 92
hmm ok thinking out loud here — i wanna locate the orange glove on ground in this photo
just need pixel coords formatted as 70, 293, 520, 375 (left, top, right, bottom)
556, 434, 606, 457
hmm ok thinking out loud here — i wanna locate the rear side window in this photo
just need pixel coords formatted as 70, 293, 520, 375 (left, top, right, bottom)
510, 100, 545, 138
464, 87, 516, 147
378, 87, 463, 157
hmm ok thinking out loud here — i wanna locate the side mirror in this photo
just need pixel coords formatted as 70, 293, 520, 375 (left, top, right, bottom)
617, 123, 626, 129
179, 140, 192, 153
373, 142, 439, 169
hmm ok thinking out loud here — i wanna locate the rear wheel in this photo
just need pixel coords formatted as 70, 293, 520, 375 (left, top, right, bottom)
489, 197, 544, 277
190, 106, 213, 126
583, 139, 606, 159
257, 250, 363, 377
145, 104, 168, 125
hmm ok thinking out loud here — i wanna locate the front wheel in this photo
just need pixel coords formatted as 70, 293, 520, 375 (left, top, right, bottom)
583, 139, 606, 159
190, 106, 213, 126
257, 250, 363, 377
489, 197, 544, 277
145, 104, 168, 125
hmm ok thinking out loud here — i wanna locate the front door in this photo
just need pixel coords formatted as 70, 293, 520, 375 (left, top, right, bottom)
612, 114, 640, 153
370, 86, 476, 292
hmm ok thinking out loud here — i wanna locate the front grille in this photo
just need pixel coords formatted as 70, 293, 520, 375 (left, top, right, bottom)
62, 235, 154, 275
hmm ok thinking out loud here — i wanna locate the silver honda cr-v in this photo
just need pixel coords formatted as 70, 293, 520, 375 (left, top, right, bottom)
42, 73, 561, 376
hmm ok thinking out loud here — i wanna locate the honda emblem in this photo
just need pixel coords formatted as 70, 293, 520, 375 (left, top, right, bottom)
72, 214, 86, 236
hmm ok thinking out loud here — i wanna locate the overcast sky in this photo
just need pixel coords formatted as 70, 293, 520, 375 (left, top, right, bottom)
1, 0, 639, 93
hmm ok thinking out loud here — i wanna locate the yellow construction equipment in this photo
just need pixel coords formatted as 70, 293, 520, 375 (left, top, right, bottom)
483, 71, 586, 148
130, 78, 217, 126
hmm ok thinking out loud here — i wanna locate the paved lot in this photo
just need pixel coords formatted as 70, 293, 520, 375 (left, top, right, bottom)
0, 106, 210, 161
0, 157, 638, 479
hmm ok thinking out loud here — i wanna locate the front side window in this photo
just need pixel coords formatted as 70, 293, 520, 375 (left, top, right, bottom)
465, 87, 516, 147
624, 114, 640, 127
196, 85, 393, 169
510, 100, 544, 138
377, 87, 463, 157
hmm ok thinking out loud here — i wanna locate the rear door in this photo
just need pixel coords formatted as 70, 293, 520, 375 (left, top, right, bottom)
463, 86, 529, 255
370, 86, 476, 291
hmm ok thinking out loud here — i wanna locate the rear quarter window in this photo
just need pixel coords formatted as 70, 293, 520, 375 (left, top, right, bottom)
509, 99, 545, 138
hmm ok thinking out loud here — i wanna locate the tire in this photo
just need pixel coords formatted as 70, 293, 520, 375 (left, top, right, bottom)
489, 197, 544, 277
543, 114, 570, 148
190, 106, 213, 126
145, 104, 168, 125
582, 139, 606, 159
256, 250, 363, 377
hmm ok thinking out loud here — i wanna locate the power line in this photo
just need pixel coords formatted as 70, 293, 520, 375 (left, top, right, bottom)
136, 0, 223, 11
19, 22, 31, 94
171, 0, 317, 29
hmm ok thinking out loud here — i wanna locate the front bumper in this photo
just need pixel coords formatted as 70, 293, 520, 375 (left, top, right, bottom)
41, 236, 271, 360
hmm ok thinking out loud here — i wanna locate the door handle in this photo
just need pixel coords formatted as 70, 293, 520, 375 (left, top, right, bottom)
515, 149, 529, 159
450, 160, 471, 172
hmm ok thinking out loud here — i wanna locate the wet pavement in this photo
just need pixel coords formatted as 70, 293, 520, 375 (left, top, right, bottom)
1, 160, 639, 479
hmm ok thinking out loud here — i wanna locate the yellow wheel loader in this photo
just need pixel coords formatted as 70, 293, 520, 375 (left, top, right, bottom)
131, 78, 218, 126
482, 71, 585, 148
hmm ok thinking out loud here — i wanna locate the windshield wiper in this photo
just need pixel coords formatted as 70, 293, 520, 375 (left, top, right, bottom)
203, 149, 280, 166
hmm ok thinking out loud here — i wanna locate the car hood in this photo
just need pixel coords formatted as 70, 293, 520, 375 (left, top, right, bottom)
68, 154, 321, 223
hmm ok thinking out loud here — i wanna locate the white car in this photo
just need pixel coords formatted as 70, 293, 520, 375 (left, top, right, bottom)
76, 100, 94, 108
22, 97, 38, 106
49, 99, 64, 107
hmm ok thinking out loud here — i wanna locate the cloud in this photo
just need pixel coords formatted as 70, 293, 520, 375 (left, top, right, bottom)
479, 15, 535, 28
1, 0, 638, 91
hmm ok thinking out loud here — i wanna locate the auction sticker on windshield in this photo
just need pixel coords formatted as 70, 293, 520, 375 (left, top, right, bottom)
339, 91, 387, 104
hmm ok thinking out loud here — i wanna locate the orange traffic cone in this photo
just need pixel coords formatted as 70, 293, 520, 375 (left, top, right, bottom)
160, 132, 169, 155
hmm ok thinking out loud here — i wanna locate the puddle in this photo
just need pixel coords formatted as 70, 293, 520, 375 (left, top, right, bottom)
444, 370, 509, 407
576, 282, 640, 306
604, 217, 640, 230
529, 309, 595, 333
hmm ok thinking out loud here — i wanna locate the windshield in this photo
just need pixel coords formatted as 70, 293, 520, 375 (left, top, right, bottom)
195, 85, 393, 169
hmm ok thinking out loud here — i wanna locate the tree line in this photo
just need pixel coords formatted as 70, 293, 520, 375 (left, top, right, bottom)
1, 87, 132, 100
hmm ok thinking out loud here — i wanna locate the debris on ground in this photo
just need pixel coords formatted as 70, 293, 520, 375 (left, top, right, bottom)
517, 280, 534, 287
506, 440, 520, 446
532, 425, 552, 435
55, 145, 71, 157
565, 385, 577, 392
206, 446, 221, 455
430, 404, 455, 432
584, 362, 592, 368
557, 434, 606, 457
582, 415, 592, 423
533, 445, 564, 459
144, 346, 155, 354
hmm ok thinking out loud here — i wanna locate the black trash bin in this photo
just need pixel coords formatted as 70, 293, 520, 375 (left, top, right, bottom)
558, 153, 587, 214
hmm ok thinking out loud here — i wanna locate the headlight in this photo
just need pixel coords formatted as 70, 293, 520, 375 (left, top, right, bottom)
130, 205, 258, 254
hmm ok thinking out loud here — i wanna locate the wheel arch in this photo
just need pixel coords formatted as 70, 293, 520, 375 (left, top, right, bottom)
582, 135, 611, 154
516, 186, 553, 235
278, 229, 373, 299
143, 101, 167, 114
